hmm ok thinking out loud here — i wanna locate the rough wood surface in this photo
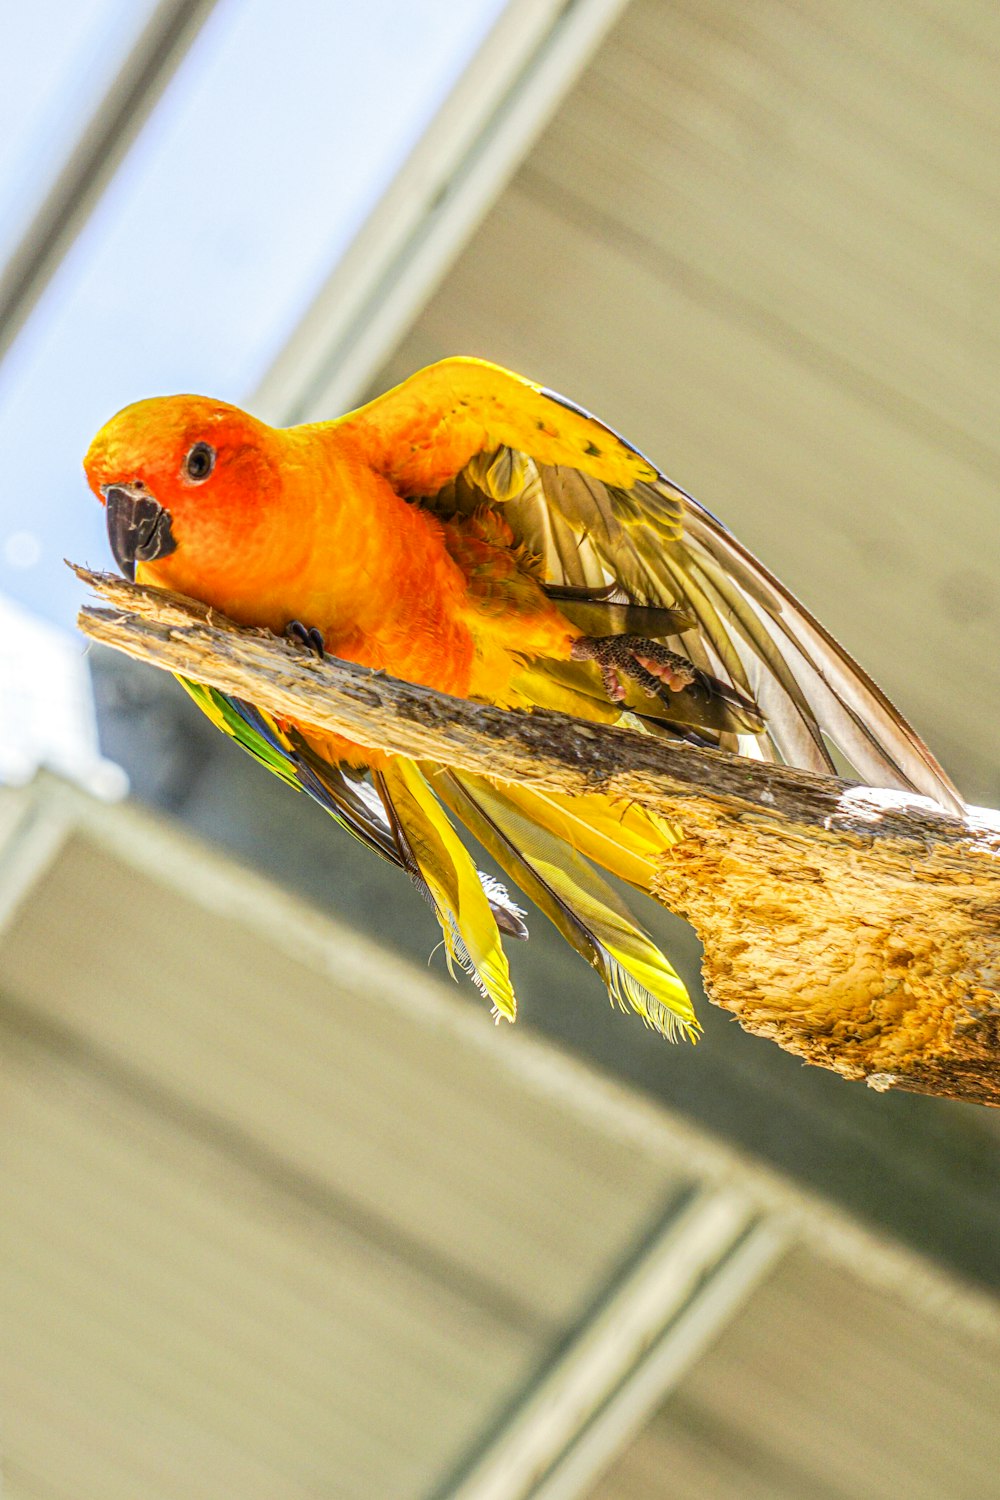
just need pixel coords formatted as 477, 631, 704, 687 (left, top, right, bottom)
74, 565, 1000, 1108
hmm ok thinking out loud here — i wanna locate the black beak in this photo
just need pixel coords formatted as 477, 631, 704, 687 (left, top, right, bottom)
103, 484, 177, 581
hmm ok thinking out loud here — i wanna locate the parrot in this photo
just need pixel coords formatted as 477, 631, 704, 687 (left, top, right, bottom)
83, 357, 962, 1041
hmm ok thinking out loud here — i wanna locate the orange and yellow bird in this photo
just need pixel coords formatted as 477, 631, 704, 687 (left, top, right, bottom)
84, 357, 962, 1039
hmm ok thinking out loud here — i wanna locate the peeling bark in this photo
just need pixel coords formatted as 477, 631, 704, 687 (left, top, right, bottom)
74, 566, 1000, 1107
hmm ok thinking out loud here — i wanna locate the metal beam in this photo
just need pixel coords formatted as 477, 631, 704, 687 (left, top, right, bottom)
433, 1190, 788, 1500
252, 0, 631, 426
0, 0, 217, 366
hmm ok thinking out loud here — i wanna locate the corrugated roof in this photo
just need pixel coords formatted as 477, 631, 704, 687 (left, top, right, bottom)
378, 0, 1000, 805
585, 1248, 1000, 1500
0, 809, 685, 1498
1, 782, 998, 1499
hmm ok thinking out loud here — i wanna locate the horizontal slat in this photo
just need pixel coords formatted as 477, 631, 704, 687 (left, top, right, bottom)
587, 1248, 1000, 1500
380, 0, 1000, 805
545, 0, 1000, 465
0, 833, 677, 1330
0, 1034, 537, 1499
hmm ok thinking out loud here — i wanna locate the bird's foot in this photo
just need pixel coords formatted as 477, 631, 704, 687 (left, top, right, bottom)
285, 620, 326, 659
570, 634, 696, 702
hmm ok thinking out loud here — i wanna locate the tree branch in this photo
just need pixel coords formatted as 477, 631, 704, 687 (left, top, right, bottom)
74, 565, 1000, 1108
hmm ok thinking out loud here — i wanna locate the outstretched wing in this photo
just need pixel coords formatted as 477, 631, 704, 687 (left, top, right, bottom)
341, 357, 962, 809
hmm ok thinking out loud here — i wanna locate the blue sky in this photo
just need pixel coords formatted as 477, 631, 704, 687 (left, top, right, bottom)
0, 0, 506, 631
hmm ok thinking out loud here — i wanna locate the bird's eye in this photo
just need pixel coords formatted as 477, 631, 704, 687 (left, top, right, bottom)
183, 441, 215, 482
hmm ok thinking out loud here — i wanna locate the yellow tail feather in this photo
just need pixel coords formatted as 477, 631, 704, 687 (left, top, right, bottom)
377, 759, 517, 1021
435, 771, 698, 1041
491, 780, 681, 893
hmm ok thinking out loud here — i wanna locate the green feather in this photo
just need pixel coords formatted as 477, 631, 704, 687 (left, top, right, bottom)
176, 677, 302, 789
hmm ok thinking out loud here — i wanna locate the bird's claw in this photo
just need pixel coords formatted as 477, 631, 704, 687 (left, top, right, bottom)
286, 620, 326, 659
570, 634, 696, 702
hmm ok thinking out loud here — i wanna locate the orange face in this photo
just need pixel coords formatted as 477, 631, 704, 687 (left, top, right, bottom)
83, 395, 291, 605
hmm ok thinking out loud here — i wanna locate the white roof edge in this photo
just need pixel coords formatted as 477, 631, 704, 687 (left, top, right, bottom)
4, 769, 999, 1345
0, 0, 218, 367
252, 0, 631, 426
446, 1197, 788, 1500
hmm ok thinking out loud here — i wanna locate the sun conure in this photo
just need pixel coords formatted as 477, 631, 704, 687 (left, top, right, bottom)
83, 357, 962, 1040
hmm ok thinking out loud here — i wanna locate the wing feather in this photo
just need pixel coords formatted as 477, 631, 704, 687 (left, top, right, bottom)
337, 357, 962, 809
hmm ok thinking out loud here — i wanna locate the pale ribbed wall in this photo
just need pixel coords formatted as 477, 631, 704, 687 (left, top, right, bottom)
381, 0, 1000, 804
0, 831, 679, 1498
585, 1248, 1000, 1499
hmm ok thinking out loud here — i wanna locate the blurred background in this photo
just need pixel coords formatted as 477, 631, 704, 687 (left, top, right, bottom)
1, 1, 999, 1496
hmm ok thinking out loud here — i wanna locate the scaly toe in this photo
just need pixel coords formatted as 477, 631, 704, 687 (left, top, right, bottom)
571, 633, 696, 703
636, 653, 696, 692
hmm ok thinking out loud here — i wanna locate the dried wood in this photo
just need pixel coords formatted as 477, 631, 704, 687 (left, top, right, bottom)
75, 566, 1000, 1107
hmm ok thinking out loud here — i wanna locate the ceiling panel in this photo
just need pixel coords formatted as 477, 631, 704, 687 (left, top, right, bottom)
0, 821, 685, 1499
584, 1246, 1000, 1500
0, 1037, 535, 1499
378, 0, 1000, 804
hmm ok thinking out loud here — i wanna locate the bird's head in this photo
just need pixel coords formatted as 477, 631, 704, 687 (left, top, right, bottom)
84, 395, 289, 600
